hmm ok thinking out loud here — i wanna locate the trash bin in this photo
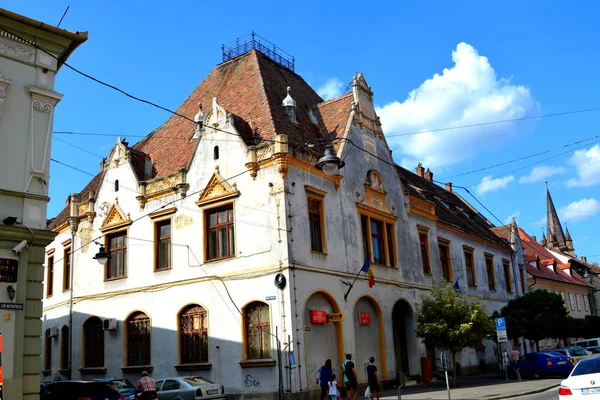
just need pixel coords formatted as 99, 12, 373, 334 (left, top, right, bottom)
421, 357, 432, 383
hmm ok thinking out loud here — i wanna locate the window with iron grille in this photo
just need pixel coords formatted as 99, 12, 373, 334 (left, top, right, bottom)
60, 325, 69, 370
83, 317, 104, 368
419, 230, 431, 274
245, 302, 271, 360
503, 260, 512, 293
106, 231, 127, 279
464, 248, 476, 286
155, 220, 172, 270
44, 329, 52, 370
63, 247, 71, 291
47, 255, 54, 297
485, 255, 496, 290
308, 197, 324, 253
438, 242, 452, 281
179, 305, 208, 364
127, 312, 151, 366
206, 205, 235, 261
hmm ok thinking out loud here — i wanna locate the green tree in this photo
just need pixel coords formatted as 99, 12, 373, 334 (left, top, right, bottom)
500, 289, 568, 351
415, 284, 495, 386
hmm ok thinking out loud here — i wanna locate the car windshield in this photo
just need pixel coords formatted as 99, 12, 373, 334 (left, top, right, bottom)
542, 352, 564, 358
570, 348, 589, 356
572, 357, 600, 376
111, 379, 134, 389
183, 377, 214, 386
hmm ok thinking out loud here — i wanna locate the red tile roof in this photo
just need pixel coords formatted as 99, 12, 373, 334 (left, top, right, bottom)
47, 172, 103, 231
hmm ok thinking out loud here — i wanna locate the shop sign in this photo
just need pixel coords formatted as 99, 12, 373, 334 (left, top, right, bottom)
0, 259, 18, 283
310, 310, 327, 324
327, 312, 345, 323
358, 312, 371, 325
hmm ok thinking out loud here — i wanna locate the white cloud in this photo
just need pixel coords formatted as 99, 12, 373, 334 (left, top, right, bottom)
533, 216, 547, 227
376, 42, 539, 168
559, 198, 600, 222
504, 211, 520, 225
519, 165, 566, 184
566, 144, 600, 187
475, 175, 515, 196
317, 78, 344, 101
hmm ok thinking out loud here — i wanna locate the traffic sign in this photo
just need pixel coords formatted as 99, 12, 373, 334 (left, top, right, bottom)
495, 317, 506, 330
496, 329, 508, 343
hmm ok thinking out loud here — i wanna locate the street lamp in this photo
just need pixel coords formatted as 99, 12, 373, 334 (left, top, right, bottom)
6, 285, 15, 301
315, 144, 345, 176
93, 243, 110, 265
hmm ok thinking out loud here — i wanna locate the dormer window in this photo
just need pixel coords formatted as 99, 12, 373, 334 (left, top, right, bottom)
144, 159, 153, 180
281, 86, 298, 124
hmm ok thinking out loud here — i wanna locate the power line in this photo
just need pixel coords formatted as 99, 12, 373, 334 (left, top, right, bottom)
53, 136, 104, 159
386, 107, 600, 138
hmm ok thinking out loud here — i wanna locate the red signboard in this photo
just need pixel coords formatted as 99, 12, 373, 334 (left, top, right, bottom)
359, 312, 371, 325
310, 310, 327, 324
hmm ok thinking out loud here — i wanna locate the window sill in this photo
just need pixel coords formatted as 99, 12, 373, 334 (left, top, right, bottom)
154, 267, 172, 273
121, 365, 153, 373
104, 276, 127, 282
310, 250, 327, 256
239, 359, 276, 368
42, 369, 52, 376
205, 255, 236, 264
58, 369, 70, 375
79, 367, 107, 375
174, 363, 212, 371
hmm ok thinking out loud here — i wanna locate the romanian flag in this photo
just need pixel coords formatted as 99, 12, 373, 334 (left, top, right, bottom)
367, 268, 375, 288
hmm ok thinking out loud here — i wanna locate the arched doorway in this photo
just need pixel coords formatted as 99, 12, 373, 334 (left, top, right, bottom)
353, 296, 386, 383
303, 291, 343, 391
392, 299, 416, 376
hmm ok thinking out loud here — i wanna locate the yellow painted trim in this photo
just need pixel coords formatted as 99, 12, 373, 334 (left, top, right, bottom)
417, 227, 431, 274
46, 248, 55, 255
304, 185, 327, 197
148, 206, 178, 219
502, 259, 513, 293
410, 207, 439, 221
462, 247, 477, 286
356, 203, 398, 223
353, 295, 388, 380
307, 195, 327, 253
438, 237, 451, 244
438, 240, 453, 281
288, 158, 344, 187
61, 238, 72, 247
438, 222, 511, 253
55, 223, 70, 234
484, 252, 494, 259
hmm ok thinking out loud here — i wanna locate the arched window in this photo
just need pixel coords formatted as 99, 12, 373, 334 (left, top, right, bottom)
83, 317, 104, 368
44, 328, 52, 371
244, 301, 271, 360
214, 146, 219, 160
60, 325, 69, 370
179, 305, 208, 364
115, 180, 119, 192
127, 312, 151, 366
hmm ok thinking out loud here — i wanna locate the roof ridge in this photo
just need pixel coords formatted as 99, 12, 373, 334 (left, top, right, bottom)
318, 92, 353, 106
252, 50, 282, 139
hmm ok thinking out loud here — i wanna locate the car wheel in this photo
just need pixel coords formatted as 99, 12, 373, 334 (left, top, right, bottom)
533, 370, 542, 379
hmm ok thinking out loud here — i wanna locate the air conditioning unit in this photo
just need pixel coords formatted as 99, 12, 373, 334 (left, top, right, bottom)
103, 318, 118, 331
47, 326, 59, 338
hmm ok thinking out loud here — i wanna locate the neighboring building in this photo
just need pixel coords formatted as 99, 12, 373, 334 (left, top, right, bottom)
42, 39, 520, 398
0, 8, 86, 400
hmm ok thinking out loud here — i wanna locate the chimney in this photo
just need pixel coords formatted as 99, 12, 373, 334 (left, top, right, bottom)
532, 235, 537, 243
425, 168, 433, 183
582, 256, 588, 262
445, 182, 453, 192
100, 158, 106, 171
416, 163, 425, 177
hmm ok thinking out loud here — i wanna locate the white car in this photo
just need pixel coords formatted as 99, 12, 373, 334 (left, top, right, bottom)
559, 355, 600, 398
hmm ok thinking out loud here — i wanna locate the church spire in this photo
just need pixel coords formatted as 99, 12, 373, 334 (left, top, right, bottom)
546, 186, 568, 251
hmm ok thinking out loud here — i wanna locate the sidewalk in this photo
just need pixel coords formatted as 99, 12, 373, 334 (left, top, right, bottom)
378, 373, 561, 400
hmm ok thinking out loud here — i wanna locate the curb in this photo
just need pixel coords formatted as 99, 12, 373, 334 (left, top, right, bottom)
487, 383, 560, 400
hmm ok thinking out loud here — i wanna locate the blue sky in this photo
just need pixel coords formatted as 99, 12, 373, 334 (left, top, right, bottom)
6, 1, 599, 263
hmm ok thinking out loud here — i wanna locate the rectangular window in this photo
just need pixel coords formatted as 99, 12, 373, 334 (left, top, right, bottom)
206, 204, 235, 261
438, 241, 452, 281
106, 231, 127, 280
419, 228, 431, 274
519, 265, 526, 294
585, 295, 590, 312
360, 214, 396, 267
485, 254, 496, 290
308, 197, 324, 253
63, 247, 71, 291
155, 219, 172, 270
47, 256, 54, 297
569, 293, 575, 311
464, 248, 476, 286
576, 294, 581, 311
503, 259, 512, 293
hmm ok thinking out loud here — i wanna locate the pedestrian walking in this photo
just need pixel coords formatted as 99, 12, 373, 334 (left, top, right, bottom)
366, 357, 381, 400
317, 359, 333, 400
510, 346, 521, 364
328, 373, 340, 400
135, 371, 158, 400
341, 354, 358, 400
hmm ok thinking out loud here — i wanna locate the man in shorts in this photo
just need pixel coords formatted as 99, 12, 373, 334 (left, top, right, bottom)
367, 357, 381, 400
342, 354, 358, 400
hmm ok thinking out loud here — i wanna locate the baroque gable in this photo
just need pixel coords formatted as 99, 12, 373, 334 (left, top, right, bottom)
357, 170, 396, 221
99, 198, 132, 232
105, 138, 129, 170
196, 166, 240, 207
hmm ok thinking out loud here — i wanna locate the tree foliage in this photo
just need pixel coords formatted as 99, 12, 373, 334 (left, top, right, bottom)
500, 289, 568, 345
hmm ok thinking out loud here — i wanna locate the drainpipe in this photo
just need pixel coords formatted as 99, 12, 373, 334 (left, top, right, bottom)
67, 197, 79, 380
528, 276, 537, 290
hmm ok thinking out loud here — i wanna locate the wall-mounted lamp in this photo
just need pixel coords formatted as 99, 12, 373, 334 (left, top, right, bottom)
92, 241, 110, 265
7, 285, 16, 301
315, 144, 345, 176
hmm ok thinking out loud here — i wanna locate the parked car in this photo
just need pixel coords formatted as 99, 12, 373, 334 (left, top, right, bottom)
507, 351, 574, 379
559, 355, 600, 398
554, 347, 592, 364
40, 381, 124, 400
155, 376, 225, 400
569, 338, 600, 349
587, 346, 600, 354
93, 377, 136, 399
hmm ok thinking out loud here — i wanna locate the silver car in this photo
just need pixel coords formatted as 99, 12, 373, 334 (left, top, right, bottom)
155, 376, 225, 400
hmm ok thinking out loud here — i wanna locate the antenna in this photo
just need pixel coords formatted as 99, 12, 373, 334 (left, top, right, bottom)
57, 6, 70, 28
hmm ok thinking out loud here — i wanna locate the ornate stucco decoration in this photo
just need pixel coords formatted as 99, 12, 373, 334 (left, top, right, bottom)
357, 170, 397, 221
405, 187, 438, 221
136, 170, 188, 210
99, 198, 132, 232
105, 138, 130, 170
0, 75, 12, 117
0, 41, 35, 63
203, 97, 233, 133
195, 166, 240, 207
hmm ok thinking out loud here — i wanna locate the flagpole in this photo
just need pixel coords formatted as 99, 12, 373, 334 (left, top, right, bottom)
344, 268, 364, 301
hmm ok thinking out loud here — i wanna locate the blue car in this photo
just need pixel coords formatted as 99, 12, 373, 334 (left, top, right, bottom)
92, 378, 135, 399
40, 381, 123, 400
508, 351, 574, 379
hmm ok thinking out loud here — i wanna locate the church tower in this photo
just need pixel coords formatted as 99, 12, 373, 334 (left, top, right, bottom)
546, 187, 573, 254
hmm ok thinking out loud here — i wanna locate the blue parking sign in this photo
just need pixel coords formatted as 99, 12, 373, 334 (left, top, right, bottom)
495, 317, 506, 330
